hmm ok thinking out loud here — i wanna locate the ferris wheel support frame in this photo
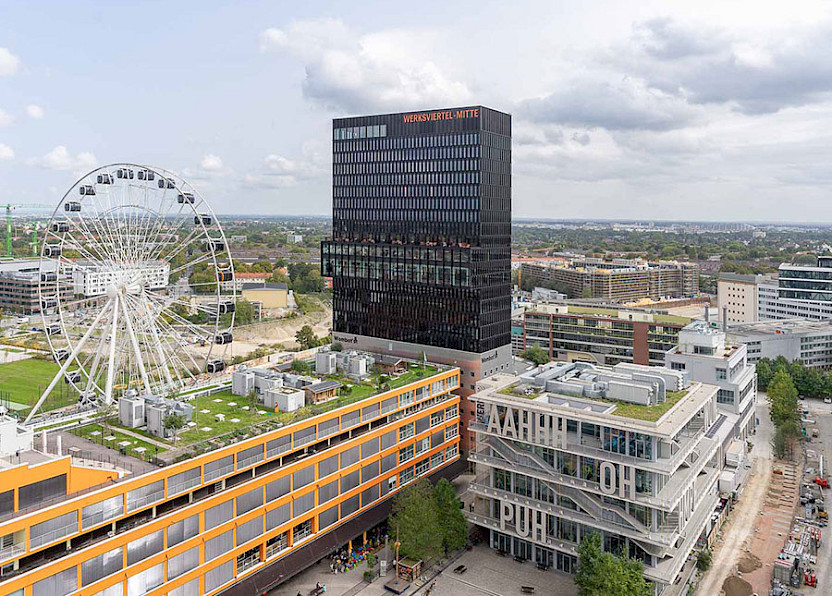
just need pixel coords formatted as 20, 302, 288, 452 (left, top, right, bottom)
24, 298, 114, 424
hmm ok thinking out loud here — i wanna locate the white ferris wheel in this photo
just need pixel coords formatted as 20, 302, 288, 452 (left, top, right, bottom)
25, 164, 236, 423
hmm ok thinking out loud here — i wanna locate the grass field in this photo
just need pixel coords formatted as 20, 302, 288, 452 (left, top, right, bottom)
75, 423, 166, 458
0, 358, 75, 414
177, 390, 272, 445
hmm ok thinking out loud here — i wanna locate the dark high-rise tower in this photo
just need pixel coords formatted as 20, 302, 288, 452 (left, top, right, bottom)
322, 106, 511, 355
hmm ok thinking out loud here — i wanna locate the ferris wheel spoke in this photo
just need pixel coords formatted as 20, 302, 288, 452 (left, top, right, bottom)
170, 252, 216, 276
153, 310, 204, 377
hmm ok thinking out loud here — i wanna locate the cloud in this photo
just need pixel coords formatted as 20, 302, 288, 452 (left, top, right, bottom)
260, 19, 470, 112
0, 144, 13, 161
0, 109, 13, 127
519, 78, 699, 132
25, 105, 45, 120
0, 48, 19, 77
27, 146, 97, 171
620, 18, 832, 114
199, 154, 224, 171
244, 141, 328, 189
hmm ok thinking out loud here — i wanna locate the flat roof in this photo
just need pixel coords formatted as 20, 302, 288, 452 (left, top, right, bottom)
728, 318, 832, 336
472, 373, 717, 438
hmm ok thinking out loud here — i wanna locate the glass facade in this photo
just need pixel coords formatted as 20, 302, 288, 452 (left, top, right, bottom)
322, 106, 511, 354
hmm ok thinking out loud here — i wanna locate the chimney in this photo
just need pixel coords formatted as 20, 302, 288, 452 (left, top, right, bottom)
722, 307, 728, 332
704, 307, 710, 323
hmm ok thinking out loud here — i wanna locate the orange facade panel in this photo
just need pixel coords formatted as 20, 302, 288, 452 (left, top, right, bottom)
0, 368, 461, 596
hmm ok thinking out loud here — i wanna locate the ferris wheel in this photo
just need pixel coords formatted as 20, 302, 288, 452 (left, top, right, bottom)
24, 164, 236, 423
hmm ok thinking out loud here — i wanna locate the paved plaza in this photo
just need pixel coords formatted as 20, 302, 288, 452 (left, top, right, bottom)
271, 544, 578, 596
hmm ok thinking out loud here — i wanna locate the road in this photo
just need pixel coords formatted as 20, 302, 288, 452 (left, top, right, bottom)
696, 393, 773, 596
800, 397, 832, 593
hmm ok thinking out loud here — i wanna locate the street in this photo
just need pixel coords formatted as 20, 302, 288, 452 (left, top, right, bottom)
799, 397, 832, 594
696, 392, 773, 596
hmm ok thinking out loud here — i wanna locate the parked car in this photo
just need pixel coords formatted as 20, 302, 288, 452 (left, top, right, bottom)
824, 397, 831, 404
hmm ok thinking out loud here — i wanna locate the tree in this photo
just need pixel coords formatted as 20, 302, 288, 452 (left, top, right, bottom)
755, 358, 774, 391
696, 548, 712, 572
290, 359, 309, 373
331, 342, 343, 352
433, 478, 467, 556
234, 300, 255, 325
163, 413, 186, 442
389, 479, 442, 562
521, 345, 550, 366
768, 369, 799, 431
576, 532, 651, 596
295, 325, 318, 350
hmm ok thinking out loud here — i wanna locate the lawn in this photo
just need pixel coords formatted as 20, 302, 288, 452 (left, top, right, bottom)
177, 390, 274, 445
610, 389, 688, 422
0, 358, 75, 414
75, 423, 166, 458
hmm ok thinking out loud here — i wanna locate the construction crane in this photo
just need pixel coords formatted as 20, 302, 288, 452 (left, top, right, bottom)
1, 204, 53, 257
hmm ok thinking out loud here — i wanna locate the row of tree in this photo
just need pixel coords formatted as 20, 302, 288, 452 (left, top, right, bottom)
389, 478, 468, 561
756, 356, 832, 398
764, 367, 802, 459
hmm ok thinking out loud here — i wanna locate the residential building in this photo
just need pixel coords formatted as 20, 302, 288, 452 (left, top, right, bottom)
0, 259, 71, 315
286, 234, 303, 244
717, 273, 771, 324
521, 304, 689, 367
321, 106, 513, 452
727, 319, 832, 368
520, 258, 699, 302
466, 362, 740, 594
0, 365, 462, 596
665, 321, 756, 441
240, 282, 288, 309
71, 261, 169, 298
220, 272, 270, 293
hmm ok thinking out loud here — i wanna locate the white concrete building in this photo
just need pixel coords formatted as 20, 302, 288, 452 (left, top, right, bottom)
466, 362, 736, 594
726, 319, 832, 368
72, 261, 169, 297
665, 321, 757, 442
717, 273, 770, 324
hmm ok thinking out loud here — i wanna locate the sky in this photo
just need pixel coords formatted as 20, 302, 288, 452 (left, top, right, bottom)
2, 0, 832, 221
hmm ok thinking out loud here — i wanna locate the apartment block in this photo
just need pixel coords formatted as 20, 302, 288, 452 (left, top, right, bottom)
0, 366, 462, 596
520, 258, 698, 303
521, 304, 688, 367
466, 361, 744, 594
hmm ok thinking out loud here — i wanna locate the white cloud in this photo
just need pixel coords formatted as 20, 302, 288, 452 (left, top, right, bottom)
0, 144, 13, 161
0, 48, 19, 77
25, 105, 45, 120
199, 154, 224, 171
27, 146, 97, 171
0, 109, 13, 127
260, 19, 471, 112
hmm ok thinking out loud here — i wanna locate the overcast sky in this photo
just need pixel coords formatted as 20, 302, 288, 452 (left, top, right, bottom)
2, 0, 832, 221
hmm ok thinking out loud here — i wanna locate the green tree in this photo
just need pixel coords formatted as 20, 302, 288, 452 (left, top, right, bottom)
163, 413, 186, 443
295, 325, 318, 350
290, 359, 309, 373
576, 532, 651, 596
769, 369, 799, 431
389, 479, 442, 562
434, 478, 468, 556
521, 345, 550, 366
696, 548, 712, 572
756, 358, 774, 391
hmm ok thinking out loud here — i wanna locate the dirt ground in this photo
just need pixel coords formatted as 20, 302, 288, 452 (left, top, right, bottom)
233, 301, 332, 349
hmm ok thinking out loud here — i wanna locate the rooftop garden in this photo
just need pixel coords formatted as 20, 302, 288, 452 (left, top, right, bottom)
92, 361, 445, 461
609, 389, 688, 422
497, 382, 543, 399
72, 423, 167, 459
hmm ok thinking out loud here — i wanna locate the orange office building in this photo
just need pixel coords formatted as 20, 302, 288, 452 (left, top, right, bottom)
0, 366, 462, 596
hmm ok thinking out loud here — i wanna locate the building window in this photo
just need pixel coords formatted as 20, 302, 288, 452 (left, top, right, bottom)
670, 362, 685, 371
717, 389, 735, 404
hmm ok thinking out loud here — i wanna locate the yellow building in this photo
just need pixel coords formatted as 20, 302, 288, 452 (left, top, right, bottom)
241, 282, 288, 309
0, 366, 462, 596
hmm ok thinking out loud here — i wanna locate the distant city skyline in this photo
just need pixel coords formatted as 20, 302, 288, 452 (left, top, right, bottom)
2, 1, 832, 221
